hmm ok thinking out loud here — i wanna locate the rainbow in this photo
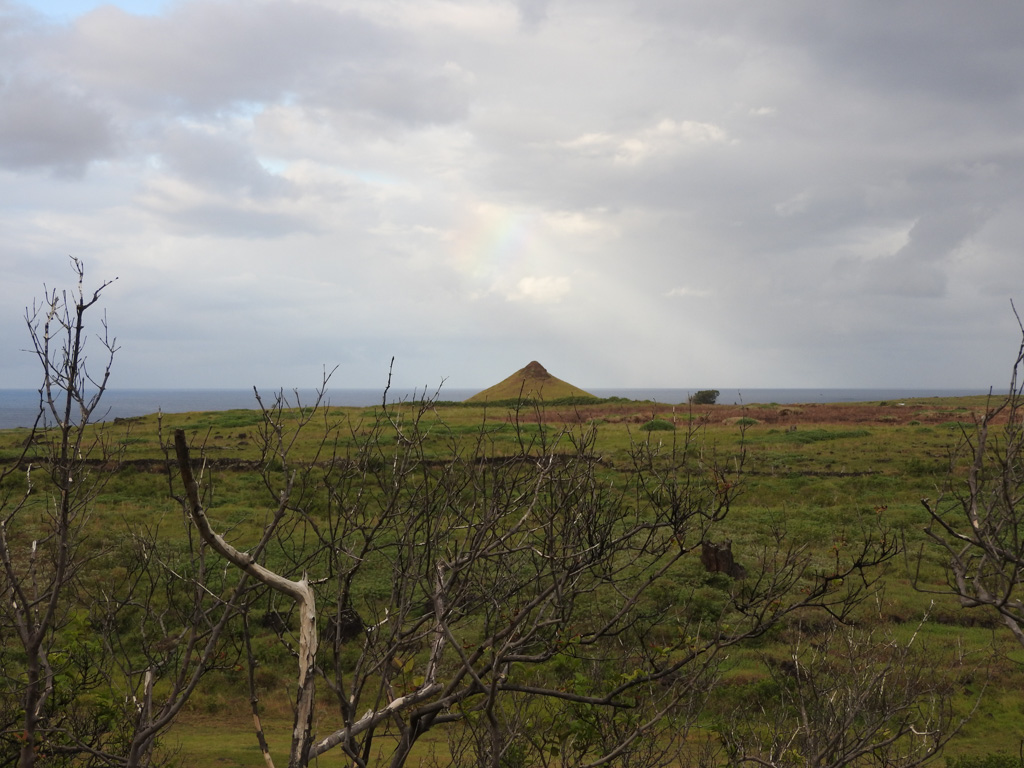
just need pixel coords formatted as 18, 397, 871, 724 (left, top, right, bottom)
451, 204, 543, 285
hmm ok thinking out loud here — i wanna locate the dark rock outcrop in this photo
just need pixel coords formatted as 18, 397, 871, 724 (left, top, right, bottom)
700, 539, 747, 579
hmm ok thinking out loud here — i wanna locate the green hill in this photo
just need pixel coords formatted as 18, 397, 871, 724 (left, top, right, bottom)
465, 361, 595, 403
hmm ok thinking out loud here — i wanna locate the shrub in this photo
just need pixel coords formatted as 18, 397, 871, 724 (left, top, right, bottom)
724, 417, 759, 427
640, 419, 676, 431
690, 389, 720, 405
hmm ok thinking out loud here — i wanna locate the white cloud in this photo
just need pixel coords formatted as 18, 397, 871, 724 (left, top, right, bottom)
561, 119, 728, 165
541, 209, 616, 237
507, 275, 571, 303
666, 286, 712, 299
774, 191, 810, 217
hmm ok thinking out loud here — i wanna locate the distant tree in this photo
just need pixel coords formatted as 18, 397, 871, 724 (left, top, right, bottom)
690, 389, 720, 405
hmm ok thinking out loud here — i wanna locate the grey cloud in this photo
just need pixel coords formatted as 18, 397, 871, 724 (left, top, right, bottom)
468, 9, 1022, 277
3, 0, 1024, 389
149, 202, 313, 238
2, 0, 473, 177
159, 125, 292, 198
0, 74, 115, 174
857, 207, 990, 298
863, 261, 948, 299
0, 1, 47, 55
53, 1, 400, 114
35, 0, 474, 131
770, 2, 1024, 105
516, 0, 551, 32
892, 208, 988, 264
631, 0, 1024, 101
307, 62, 472, 126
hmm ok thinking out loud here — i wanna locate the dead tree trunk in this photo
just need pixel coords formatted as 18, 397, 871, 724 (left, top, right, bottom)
174, 429, 317, 768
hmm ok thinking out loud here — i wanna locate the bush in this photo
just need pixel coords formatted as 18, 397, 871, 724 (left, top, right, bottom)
690, 389, 720, 405
640, 419, 676, 431
724, 417, 759, 427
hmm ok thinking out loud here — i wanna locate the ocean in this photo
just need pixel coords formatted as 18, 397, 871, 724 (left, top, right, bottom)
0, 387, 991, 430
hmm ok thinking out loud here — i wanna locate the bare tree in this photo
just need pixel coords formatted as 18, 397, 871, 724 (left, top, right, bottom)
0, 259, 119, 767
173, 389, 899, 768
80, 498, 253, 768
720, 615, 969, 768
0, 262, 245, 768
921, 309, 1024, 646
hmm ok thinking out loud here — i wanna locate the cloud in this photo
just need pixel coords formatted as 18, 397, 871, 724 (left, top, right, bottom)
0, 73, 115, 174
666, 286, 712, 299
507, 275, 571, 303
859, 207, 991, 297
515, 0, 550, 32
40, 0, 475, 131
774, 190, 811, 217
562, 119, 729, 165
891, 208, 989, 265
157, 123, 294, 198
308, 59, 474, 126
2, 0, 1024, 390
146, 200, 312, 239
51, 2, 392, 113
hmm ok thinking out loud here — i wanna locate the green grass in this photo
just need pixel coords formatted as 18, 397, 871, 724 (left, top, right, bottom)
754, 427, 873, 444
3, 394, 1022, 764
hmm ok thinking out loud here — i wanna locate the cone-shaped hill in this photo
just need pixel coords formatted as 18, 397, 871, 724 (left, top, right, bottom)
465, 361, 595, 403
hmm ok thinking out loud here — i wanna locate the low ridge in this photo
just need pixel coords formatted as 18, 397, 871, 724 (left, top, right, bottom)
465, 361, 595, 403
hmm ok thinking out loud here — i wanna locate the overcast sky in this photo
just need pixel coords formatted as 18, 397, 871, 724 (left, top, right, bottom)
2, 0, 1023, 391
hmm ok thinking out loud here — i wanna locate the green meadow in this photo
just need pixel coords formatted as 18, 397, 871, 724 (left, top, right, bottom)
2, 393, 1022, 766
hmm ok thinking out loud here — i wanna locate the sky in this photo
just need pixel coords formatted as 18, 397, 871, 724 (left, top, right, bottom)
2, 0, 1023, 391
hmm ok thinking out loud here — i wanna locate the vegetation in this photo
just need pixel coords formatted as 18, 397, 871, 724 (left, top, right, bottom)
690, 390, 720, 405
640, 418, 676, 431
3, 265, 1024, 767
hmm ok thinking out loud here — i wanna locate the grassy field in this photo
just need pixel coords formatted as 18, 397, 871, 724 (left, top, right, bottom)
2, 393, 1022, 766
